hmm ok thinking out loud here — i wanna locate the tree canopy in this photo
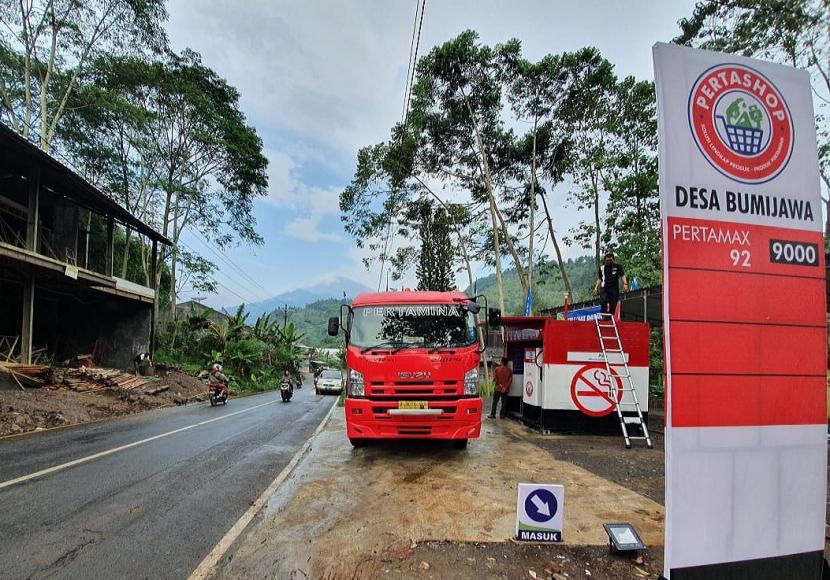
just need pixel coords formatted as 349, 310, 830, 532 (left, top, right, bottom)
341, 30, 661, 314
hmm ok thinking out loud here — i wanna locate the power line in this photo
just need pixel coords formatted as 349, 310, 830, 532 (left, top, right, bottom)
177, 239, 266, 305
188, 228, 273, 298
379, 0, 427, 291
403, 0, 426, 127
178, 240, 261, 304
400, 0, 421, 124
185, 227, 273, 301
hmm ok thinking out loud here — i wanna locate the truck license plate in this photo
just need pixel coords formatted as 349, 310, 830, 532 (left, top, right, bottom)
398, 401, 428, 410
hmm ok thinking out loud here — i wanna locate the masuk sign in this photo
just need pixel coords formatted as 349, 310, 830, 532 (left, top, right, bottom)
515, 483, 564, 542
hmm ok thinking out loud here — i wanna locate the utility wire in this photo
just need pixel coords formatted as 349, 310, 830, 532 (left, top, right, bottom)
378, 0, 426, 290
400, 0, 421, 124
177, 239, 265, 305
403, 0, 426, 127
185, 226, 273, 300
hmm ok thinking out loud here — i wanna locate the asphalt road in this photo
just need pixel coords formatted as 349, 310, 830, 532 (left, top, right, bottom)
0, 381, 335, 580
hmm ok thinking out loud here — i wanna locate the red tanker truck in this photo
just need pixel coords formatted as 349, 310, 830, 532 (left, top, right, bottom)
327, 291, 500, 449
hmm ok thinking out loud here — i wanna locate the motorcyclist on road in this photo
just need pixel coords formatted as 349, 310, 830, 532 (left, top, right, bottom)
281, 370, 294, 394
200, 363, 229, 397
296, 370, 304, 389
208, 363, 228, 384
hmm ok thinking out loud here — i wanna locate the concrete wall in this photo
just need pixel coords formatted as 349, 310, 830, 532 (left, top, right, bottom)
34, 287, 151, 369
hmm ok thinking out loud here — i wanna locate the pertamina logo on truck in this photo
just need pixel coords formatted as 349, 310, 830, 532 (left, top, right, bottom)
328, 291, 500, 449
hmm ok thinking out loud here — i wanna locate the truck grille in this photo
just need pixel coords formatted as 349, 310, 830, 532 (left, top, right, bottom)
368, 380, 460, 399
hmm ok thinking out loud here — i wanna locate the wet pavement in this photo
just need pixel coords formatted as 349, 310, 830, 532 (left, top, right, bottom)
0, 385, 333, 580
212, 411, 665, 580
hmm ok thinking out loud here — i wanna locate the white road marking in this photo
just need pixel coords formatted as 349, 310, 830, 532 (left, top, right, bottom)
188, 399, 338, 580
0, 400, 277, 491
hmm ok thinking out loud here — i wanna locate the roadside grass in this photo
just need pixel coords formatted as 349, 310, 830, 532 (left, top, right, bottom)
479, 379, 495, 398
337, 390, 346, 407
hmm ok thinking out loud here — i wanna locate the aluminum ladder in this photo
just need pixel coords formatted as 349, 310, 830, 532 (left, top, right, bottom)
593, 313, 653, 449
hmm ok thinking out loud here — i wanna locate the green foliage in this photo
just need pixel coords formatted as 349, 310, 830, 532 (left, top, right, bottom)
155, 303, 304, 393
473, 256, 599, 315
415, 202, 455, 291
602, 78, 660, 287
271, 298, 349, 348
226, 339, 266, 378
343, 31, 662, 315
0, 0, 168, 149
58, 49, 268, 311
649, 327, 664, 396
479, 379, 495, 398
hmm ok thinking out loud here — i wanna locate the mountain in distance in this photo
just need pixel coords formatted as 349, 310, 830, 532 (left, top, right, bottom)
469, 256, 598, 315
236, 276, 373, 319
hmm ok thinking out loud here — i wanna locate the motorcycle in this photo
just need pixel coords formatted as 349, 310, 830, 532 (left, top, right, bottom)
279, 379, 293, 403
208, 382, 228, 406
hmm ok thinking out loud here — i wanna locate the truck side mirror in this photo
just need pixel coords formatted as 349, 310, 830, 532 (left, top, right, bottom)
327, 317, 340, 336
488, 308, 501, 328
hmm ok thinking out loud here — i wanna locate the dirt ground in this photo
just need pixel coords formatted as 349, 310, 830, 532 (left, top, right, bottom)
0, 370, 208, 437
506, 400, 666, 504
212, 409, 666, 580
381, 541, 662, 580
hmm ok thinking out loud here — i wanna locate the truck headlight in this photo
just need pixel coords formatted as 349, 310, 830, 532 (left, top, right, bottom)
463, 367, 479, 396
348, 369, 365, 397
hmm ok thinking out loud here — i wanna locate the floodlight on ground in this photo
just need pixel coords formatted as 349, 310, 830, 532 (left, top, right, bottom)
603, 522, 646, 553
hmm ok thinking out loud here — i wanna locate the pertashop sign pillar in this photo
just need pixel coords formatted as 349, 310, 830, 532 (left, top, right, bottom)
654, 43, 827, 579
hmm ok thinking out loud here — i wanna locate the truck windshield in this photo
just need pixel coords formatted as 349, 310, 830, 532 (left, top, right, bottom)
350, 304, 477, 350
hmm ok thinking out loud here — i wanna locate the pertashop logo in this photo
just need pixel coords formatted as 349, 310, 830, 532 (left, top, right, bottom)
688, 63, 794, 184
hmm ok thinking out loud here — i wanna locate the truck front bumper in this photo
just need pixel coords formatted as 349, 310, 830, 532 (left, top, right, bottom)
344, 397, 482, 440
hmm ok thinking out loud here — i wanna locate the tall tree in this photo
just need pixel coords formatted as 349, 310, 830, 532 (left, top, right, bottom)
141, 51, 268, 318
0, 0, 167, 150
603, 77, 660, 285
409, 30, 518, 314
561, 49, 617, 274
62, 51, 268, 315
415, 202, 454, 292
499, 43, 603, 298
60, 55, 157, 282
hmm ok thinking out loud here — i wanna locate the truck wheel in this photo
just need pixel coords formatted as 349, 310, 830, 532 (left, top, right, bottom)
349, 438, 367, 448
452, 439, 468, 450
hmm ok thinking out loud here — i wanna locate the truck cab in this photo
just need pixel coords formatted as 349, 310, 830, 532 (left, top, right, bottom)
328, 291, 500, 449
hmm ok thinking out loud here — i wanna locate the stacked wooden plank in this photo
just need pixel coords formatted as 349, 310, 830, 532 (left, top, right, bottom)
1, 363, 156, 393
51, 368, 153, 393
0, 362, 48, 390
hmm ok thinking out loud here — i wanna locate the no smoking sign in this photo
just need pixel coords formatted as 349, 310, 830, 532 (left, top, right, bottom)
570, 364, 623, 417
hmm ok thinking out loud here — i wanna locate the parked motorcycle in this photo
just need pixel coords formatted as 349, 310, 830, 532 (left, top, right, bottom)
208, 383, 228, 406
279, 379, 293, 403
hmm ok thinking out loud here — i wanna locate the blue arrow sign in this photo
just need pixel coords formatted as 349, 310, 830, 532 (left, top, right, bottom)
524, 488, 557, 523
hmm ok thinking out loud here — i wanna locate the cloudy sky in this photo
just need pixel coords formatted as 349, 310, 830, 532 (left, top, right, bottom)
166, 0, 697, 307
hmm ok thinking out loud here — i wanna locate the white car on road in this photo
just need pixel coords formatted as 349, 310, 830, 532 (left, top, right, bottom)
315, 369, 344, 395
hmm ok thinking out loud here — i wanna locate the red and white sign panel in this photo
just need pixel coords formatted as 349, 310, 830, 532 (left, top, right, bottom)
654, 43, 827, 580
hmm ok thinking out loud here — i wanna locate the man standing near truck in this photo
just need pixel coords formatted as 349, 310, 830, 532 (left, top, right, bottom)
593, 252, 628, 316
489, 357, 512, 419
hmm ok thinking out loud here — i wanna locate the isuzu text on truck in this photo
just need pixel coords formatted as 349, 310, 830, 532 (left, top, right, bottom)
327, 291, 500, 449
